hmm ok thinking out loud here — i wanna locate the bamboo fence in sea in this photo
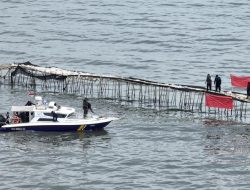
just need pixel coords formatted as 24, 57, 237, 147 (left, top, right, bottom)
0, 62, 249, 120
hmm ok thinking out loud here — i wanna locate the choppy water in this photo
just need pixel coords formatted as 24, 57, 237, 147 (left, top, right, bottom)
1, 0, 250, 189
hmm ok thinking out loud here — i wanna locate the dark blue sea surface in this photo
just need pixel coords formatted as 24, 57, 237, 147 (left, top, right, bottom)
1, 0, 250, 189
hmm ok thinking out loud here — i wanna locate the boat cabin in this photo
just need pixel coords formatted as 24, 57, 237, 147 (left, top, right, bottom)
11, 106, 35, 123
9, 104, 75, 124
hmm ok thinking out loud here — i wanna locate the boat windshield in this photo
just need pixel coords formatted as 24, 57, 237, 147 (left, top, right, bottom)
43, 112, 67, 118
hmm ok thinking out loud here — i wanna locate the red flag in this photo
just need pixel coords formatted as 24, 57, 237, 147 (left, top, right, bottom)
205, 93, 233, 109
230, 74, 250, 88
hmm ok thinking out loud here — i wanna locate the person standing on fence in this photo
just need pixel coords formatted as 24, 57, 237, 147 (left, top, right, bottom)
214, 75, 221, 92
247, 82, 250, 99
82, 98, 94, 118
206, 74, 212, 91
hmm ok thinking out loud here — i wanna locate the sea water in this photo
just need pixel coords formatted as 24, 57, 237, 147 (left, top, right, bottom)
1, 1, 250, 189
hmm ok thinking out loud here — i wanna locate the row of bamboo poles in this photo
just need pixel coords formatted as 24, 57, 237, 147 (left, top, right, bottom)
0, 63, 248, 119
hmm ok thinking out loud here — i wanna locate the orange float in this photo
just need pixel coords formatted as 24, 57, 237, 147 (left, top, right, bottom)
12, 115, 21, 124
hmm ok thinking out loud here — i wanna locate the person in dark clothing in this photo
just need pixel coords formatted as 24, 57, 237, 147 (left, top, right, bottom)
214, 75, 221, 92
83, 98, 94, 118
5, 112, 10, 124
25, 101, 35, 106
206, 74, 212, 91
51, 111, 58, 121
247, 82, 250, 99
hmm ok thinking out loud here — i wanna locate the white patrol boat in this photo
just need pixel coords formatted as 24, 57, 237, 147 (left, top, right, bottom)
0, 96, 117, 132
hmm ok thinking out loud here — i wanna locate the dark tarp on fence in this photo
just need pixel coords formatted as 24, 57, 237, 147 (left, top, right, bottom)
11, 64, 67, 81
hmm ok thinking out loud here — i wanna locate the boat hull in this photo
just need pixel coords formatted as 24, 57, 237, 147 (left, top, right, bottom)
0, 121, 111, 132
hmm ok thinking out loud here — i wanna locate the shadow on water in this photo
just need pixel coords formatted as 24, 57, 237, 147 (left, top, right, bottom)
202, 118, 250, 157
202, 117, 240, 127
0, 129, 110, 151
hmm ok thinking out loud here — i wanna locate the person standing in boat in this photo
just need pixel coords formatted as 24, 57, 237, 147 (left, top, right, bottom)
206, 74, 212, 91
5, 112, 10, 124
82, 98, 94, 118
51, 111, 58, 121
214, 75, 221, 92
